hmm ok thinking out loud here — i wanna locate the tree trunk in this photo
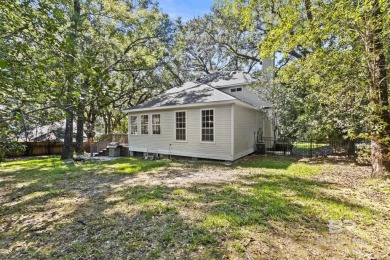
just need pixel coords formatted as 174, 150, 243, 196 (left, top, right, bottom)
371, 139, 384, 176
75, 100, 84, 155
367, 0, 390, 177
103, 113, 108, 135
61, 0, 81, 160
85, 103, 97, 142
61, 109, 74, 160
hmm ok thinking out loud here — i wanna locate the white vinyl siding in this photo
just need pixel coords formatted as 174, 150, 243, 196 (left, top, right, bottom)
128, 105, 232, 161
201, 109, 214, 142
152, 114, 161, 135
130, 116, 138, 135
175, 111, 186, 141
141, 115, 149, 135
233, 104, 263, 160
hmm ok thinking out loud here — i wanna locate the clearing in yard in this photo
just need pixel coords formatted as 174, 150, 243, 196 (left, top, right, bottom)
0, 156, 389, 259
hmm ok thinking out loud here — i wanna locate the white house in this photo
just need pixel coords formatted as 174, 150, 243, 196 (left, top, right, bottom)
123, 71, 274, 161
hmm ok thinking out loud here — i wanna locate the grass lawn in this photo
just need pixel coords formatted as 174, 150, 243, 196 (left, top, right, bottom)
0, 156, 389, 259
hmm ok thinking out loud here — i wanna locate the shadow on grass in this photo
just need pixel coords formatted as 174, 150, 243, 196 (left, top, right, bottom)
0, 156, 383, 259
1, 184, 223, 258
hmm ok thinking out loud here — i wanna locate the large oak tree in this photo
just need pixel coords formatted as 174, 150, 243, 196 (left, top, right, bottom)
220, 0, 390, 176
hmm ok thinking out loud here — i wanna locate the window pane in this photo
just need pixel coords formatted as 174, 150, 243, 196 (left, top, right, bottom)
151, 114, 160, 135
131, 116, 138, 135
153, 125, 160, 135
201, 110, 214, 142
141, 115, 148, 134
175, 112, 186, 141
152, 114, 160, 124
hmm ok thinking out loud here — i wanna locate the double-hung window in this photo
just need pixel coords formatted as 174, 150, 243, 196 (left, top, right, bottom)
130, 116, 138, 135
141, 115, 148, 134
152, 114, 161, 135
201, 109, 214, 142
175, 111, 186, 141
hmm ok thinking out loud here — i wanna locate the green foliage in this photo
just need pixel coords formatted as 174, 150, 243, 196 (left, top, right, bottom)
172, 5, 263, 79
0, 0, 179, 152
356, 144, 372, 165
220, 0, 390, 172
219, 0, 389, 141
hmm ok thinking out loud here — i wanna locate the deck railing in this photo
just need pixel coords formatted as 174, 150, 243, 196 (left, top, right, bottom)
90, 134, 128, 156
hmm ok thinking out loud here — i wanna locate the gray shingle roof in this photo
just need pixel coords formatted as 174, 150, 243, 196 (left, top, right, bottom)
196, 71, 253, 88
127, 83, 236, 111
124, 72, 270, 112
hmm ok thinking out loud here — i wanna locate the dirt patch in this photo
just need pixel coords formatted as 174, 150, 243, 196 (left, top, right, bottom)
0, 157, 389, 259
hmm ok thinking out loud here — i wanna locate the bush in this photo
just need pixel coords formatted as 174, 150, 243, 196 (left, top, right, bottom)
356, 143, 371, 165
0, 137, 26, 162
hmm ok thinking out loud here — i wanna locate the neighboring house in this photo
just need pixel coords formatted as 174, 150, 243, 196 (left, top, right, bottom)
18, 120, 88, 142
123, 71, 275, 161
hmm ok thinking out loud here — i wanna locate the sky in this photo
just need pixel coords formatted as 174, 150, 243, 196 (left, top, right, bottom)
157, 0, 215, 21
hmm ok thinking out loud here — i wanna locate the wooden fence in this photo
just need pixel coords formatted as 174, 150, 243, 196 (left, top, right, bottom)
5, 141, 95, 157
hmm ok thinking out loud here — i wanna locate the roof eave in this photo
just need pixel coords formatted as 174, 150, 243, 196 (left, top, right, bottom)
123, 99, 237, 113
211, 82, 253, 89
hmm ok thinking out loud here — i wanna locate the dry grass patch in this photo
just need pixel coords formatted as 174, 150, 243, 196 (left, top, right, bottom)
0, 155, 389, 259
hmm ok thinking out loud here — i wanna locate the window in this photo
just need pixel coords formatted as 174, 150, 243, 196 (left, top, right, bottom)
130, 116, 138, 135
201, 109, 214, 142
141, 115, 148, 134
230, 87, 242, 92
175, 111, 186, 141
152, 114, 161, 135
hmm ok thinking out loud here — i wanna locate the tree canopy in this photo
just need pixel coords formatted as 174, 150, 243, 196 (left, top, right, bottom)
219, 0, 390, 175
1, 0, 389, 174
0, 0, 178, 159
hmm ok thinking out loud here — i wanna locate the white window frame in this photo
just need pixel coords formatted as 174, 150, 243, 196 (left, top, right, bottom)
130, 115, 138, 135
200, 108, 215, 143
175, 110, 187, 142
140, 114, 149, 135
152, 114, 161, 135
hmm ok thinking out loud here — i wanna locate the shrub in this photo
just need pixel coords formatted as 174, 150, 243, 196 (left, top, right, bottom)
356, 143, 371, 165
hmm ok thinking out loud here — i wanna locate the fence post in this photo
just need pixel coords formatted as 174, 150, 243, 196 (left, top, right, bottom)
310, 139, 313, 158
347, 138, 355, 158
